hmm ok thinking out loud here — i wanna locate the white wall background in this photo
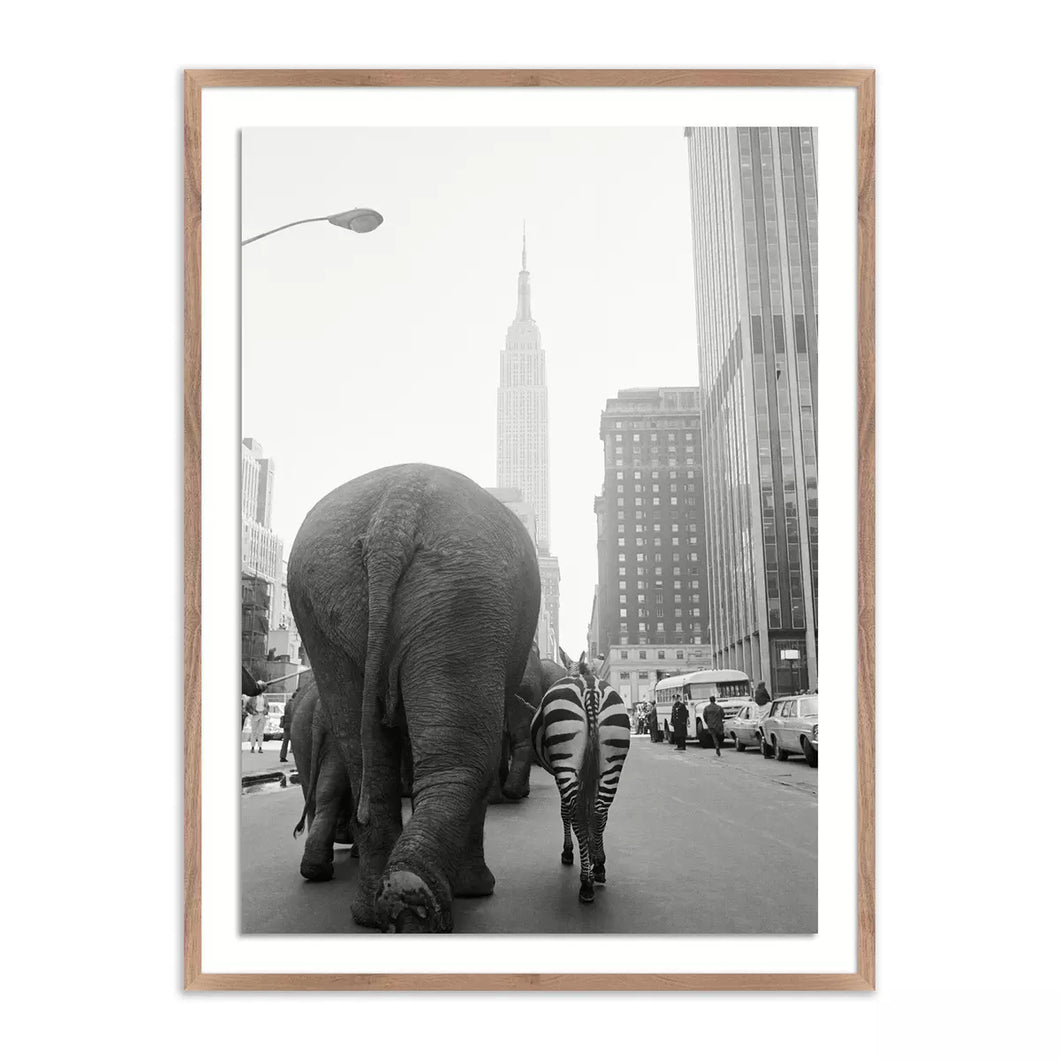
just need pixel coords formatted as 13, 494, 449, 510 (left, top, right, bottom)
1, 2, 1056, 1057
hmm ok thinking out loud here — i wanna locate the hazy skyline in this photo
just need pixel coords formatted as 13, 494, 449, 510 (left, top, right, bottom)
242, 126, 699, 651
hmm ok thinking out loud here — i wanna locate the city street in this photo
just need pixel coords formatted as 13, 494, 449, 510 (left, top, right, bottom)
241, 735, 817, 934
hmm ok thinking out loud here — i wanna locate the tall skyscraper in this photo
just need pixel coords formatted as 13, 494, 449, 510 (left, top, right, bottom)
241, 438, 285, 671
593, 387, 709, 706
686, 127, 819, 695
497, 229, 551, 552
496, 230, 561, 655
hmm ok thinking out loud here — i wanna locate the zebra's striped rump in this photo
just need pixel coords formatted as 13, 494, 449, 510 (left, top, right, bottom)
531, 673, 630, 901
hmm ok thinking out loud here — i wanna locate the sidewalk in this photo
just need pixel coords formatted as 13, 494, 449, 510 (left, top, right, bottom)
241, 739, 298, 786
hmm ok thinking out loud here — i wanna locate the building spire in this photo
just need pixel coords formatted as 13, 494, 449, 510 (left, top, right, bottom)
515, 222, 532, 321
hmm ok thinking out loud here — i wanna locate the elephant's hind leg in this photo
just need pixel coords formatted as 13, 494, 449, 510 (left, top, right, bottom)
376, 676, 504, 932
350, 707, 405, 928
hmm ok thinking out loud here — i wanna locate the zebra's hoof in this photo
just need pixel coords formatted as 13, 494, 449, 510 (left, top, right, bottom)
561, 850, 574, 866
593, 865, 606, 884
578, 882, 595, 904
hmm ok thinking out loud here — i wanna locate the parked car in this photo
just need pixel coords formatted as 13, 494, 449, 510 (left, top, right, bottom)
760, 694, 818, 767
727, 701, 771, 751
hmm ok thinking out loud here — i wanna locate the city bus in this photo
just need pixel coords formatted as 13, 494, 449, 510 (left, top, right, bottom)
652, 669, 753, 748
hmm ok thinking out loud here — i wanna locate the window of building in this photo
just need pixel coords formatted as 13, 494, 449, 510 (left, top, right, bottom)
676, 650, 684, 659
638, 650, 647, 659
639, 622, 647, 632
685, 432, 693, 441
617, 537, 625, 546
690, 552, 699, 561
653, 537, 662, 547
619, 608, 627, 617
672, 552, 680, 562
620, 650, 628, 660
675, 608, 683, 617
672, 537, 680, 546
618, 552, 626, 561
656, 622, 665, 632
618, 566, 626, 576
619, 671, 630, 680
675, 622, 683, 632
638, 671, 649, 680
618, 580, 626, 589
657, 650, 666, 660
636, 553, 644, 562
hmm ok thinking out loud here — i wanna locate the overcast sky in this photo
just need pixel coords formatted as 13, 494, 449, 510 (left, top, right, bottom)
242, 126, 699, 651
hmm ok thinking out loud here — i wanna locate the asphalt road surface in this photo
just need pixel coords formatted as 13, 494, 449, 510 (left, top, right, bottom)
241, 736, 817, 934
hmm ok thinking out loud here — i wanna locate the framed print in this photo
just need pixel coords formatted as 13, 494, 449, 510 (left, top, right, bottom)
184, 69, 875, 990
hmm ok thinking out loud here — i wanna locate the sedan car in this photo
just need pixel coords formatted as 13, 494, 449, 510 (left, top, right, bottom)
727, 701, 770, 751
760, 694, 818, 767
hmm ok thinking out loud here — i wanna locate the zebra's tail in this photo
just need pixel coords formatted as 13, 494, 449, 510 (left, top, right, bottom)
575, 679, 599, 831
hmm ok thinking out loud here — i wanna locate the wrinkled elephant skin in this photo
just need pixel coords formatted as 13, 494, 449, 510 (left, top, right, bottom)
290, 675, 357, 880
501, 647, 569, 800
288, 464, 540, 933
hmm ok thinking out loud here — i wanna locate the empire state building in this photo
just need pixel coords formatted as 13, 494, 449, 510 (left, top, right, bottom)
496, 231, 560, 652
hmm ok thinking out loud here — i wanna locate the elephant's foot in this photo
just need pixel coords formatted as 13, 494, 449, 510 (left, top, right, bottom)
452, 860, 496, 898
561, 847, 574, 866
300, 852, 334, 883
501, 781, 530, 801
578, 880, 595, 904
376, 870, 452, 933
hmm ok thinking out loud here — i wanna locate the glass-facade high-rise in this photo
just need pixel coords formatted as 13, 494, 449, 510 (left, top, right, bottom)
686, 127, 818, 695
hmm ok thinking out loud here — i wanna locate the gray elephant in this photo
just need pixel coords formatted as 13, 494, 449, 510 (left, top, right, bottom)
288, 463, 540, 933
499, 644, 571, 800
290, 674, 358, 879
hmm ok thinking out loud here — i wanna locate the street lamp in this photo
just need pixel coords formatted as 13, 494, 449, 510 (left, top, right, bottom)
241, 207, 383, 246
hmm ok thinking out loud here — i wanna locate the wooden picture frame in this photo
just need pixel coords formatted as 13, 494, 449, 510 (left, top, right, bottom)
184, 68, 875, 991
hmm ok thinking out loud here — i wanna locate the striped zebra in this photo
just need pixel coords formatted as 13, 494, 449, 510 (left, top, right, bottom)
531, 662, 630, 903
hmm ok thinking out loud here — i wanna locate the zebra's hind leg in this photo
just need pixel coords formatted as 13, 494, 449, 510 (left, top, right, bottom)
560, 803, 575, 865
591, 806, 609, 884
570, 800, 595, 903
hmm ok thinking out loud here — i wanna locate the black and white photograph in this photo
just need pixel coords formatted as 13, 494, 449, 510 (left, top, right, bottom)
238, 124, 820, 935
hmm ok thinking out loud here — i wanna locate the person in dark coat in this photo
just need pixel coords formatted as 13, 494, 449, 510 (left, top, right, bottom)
705, 695, 726, 757
648, 702, 659, 743
279, 694, 295, 762
671, 697, 689, 750
754, 681, 771, 707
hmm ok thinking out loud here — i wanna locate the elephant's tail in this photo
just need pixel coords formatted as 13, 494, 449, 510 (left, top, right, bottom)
293, 715, 325, 839
575, 674, 600, 832
357, 527, 417, 826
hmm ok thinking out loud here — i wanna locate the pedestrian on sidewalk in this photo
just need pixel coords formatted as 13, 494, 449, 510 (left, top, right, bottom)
279, 694, 294, 762
648, 701, 659, 742
247, 693, 267, 753
671, 696, 689, 751
705, 695, 725, 757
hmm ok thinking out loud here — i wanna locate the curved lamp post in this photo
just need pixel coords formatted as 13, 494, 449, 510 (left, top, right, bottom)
241, 207, 383, 246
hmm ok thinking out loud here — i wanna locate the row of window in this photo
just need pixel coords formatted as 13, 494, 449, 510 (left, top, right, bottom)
611, 431, 696, 442
616, 483, 698, 494
619, 649, 691, 661
619, 622, 703, 633
617, 470, 697, 481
